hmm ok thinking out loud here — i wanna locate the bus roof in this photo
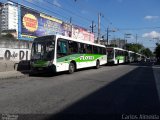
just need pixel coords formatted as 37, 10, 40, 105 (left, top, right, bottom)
56, 35, 106, 48
106, 47, 127, 51
34, 35, 106, 48
128, 51, 135, 53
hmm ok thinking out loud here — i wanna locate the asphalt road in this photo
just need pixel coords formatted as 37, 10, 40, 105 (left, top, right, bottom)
0, 63, 160, 120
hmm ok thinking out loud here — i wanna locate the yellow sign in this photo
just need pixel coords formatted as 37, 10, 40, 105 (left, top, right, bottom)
21, 34, 37, 39
40, 13, 62, 24
23, 14, 38, 32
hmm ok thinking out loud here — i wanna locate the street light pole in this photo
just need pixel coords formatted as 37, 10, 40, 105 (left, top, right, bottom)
124, 33, 131, 49
90, 21, 96, 33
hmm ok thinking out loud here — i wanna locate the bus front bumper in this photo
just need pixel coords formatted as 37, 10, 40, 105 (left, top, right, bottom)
30, 65, 56, 74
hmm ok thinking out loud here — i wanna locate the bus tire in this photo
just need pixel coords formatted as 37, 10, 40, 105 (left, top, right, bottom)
95, 60, 100, 69
68, 62, 75, 74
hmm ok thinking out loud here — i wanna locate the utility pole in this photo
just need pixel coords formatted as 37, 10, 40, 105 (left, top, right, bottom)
106, 24, 115, 46
124, 33, 131, 49
69, 17, 72, 38
90, 21, 96, 33
69, 17, 72, 24
106, 27, 109, 46
98, 13, 101, 44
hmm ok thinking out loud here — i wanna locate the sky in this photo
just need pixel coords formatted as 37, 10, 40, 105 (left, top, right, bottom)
1, 0, 160, 51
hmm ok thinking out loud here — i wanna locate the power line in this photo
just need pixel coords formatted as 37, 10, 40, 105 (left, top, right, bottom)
63, 0, 120, 38
43, 0, 92, 24
66, 0, 98, 26
25, 0, 93, 31
119, 26, 160, 30
22, 0, 70, 21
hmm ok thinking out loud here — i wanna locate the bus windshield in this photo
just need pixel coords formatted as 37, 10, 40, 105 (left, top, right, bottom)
31, 37, 55, 61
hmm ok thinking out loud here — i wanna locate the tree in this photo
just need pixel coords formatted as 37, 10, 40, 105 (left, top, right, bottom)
154, 43, 160, 62
125, 43, 143, 53
141, 48, 153, 58
126, 43, 153, 57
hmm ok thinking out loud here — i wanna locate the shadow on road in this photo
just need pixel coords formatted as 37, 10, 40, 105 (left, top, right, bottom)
29, 66, 104, 77
46, 64, 160, 120
128, 62, 154, 67
16, 60, 30, 74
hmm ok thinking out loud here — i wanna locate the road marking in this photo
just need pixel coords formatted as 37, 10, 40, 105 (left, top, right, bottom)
152, 66, 160, 69
139, 66, 160, 69
139, 66, 151, 68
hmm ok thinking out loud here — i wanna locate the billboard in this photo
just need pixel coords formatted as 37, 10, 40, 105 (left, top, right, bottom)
18, 6, 94, 42
18, 6, 68, 40
72, 25, 94, 43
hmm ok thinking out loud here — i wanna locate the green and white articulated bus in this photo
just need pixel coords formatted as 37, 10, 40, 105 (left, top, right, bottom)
30, 35, 107, 74
106, 47, 128, 65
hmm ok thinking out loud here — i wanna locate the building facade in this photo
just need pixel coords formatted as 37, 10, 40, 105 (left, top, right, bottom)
110, 39, 126, 48
0, 2, 18, 33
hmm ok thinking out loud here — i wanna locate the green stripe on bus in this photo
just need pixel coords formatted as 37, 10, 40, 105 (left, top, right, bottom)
57, 54, 104, 63
32, 54, 105, 67
116, 56, 125, 60
32, 60, 48, 67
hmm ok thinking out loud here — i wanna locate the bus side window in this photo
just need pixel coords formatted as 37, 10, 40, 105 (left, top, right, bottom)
78, 43, 86, 53
115, 50, 118, 57
99, 47, 103, 54
86, 44, 93, 54
68, 41, 78, 54
93, 46, 98, 54
103, 48, 106, 54
57, 40, 67, 58
84, 44, 87, 53
97, 47, 100, 54
78, 43, 85, 53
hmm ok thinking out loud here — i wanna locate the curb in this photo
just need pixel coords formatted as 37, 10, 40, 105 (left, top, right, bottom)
0, 74, 28, 80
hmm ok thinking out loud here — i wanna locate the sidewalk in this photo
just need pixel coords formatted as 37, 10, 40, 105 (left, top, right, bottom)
0, 70, 29, 80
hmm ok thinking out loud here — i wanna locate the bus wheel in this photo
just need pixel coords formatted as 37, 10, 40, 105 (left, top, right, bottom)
68, 62, 75, 74
95, 60, 100, 69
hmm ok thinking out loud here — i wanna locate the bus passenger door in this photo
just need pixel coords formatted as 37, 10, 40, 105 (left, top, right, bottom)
56, 39, 68, 72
